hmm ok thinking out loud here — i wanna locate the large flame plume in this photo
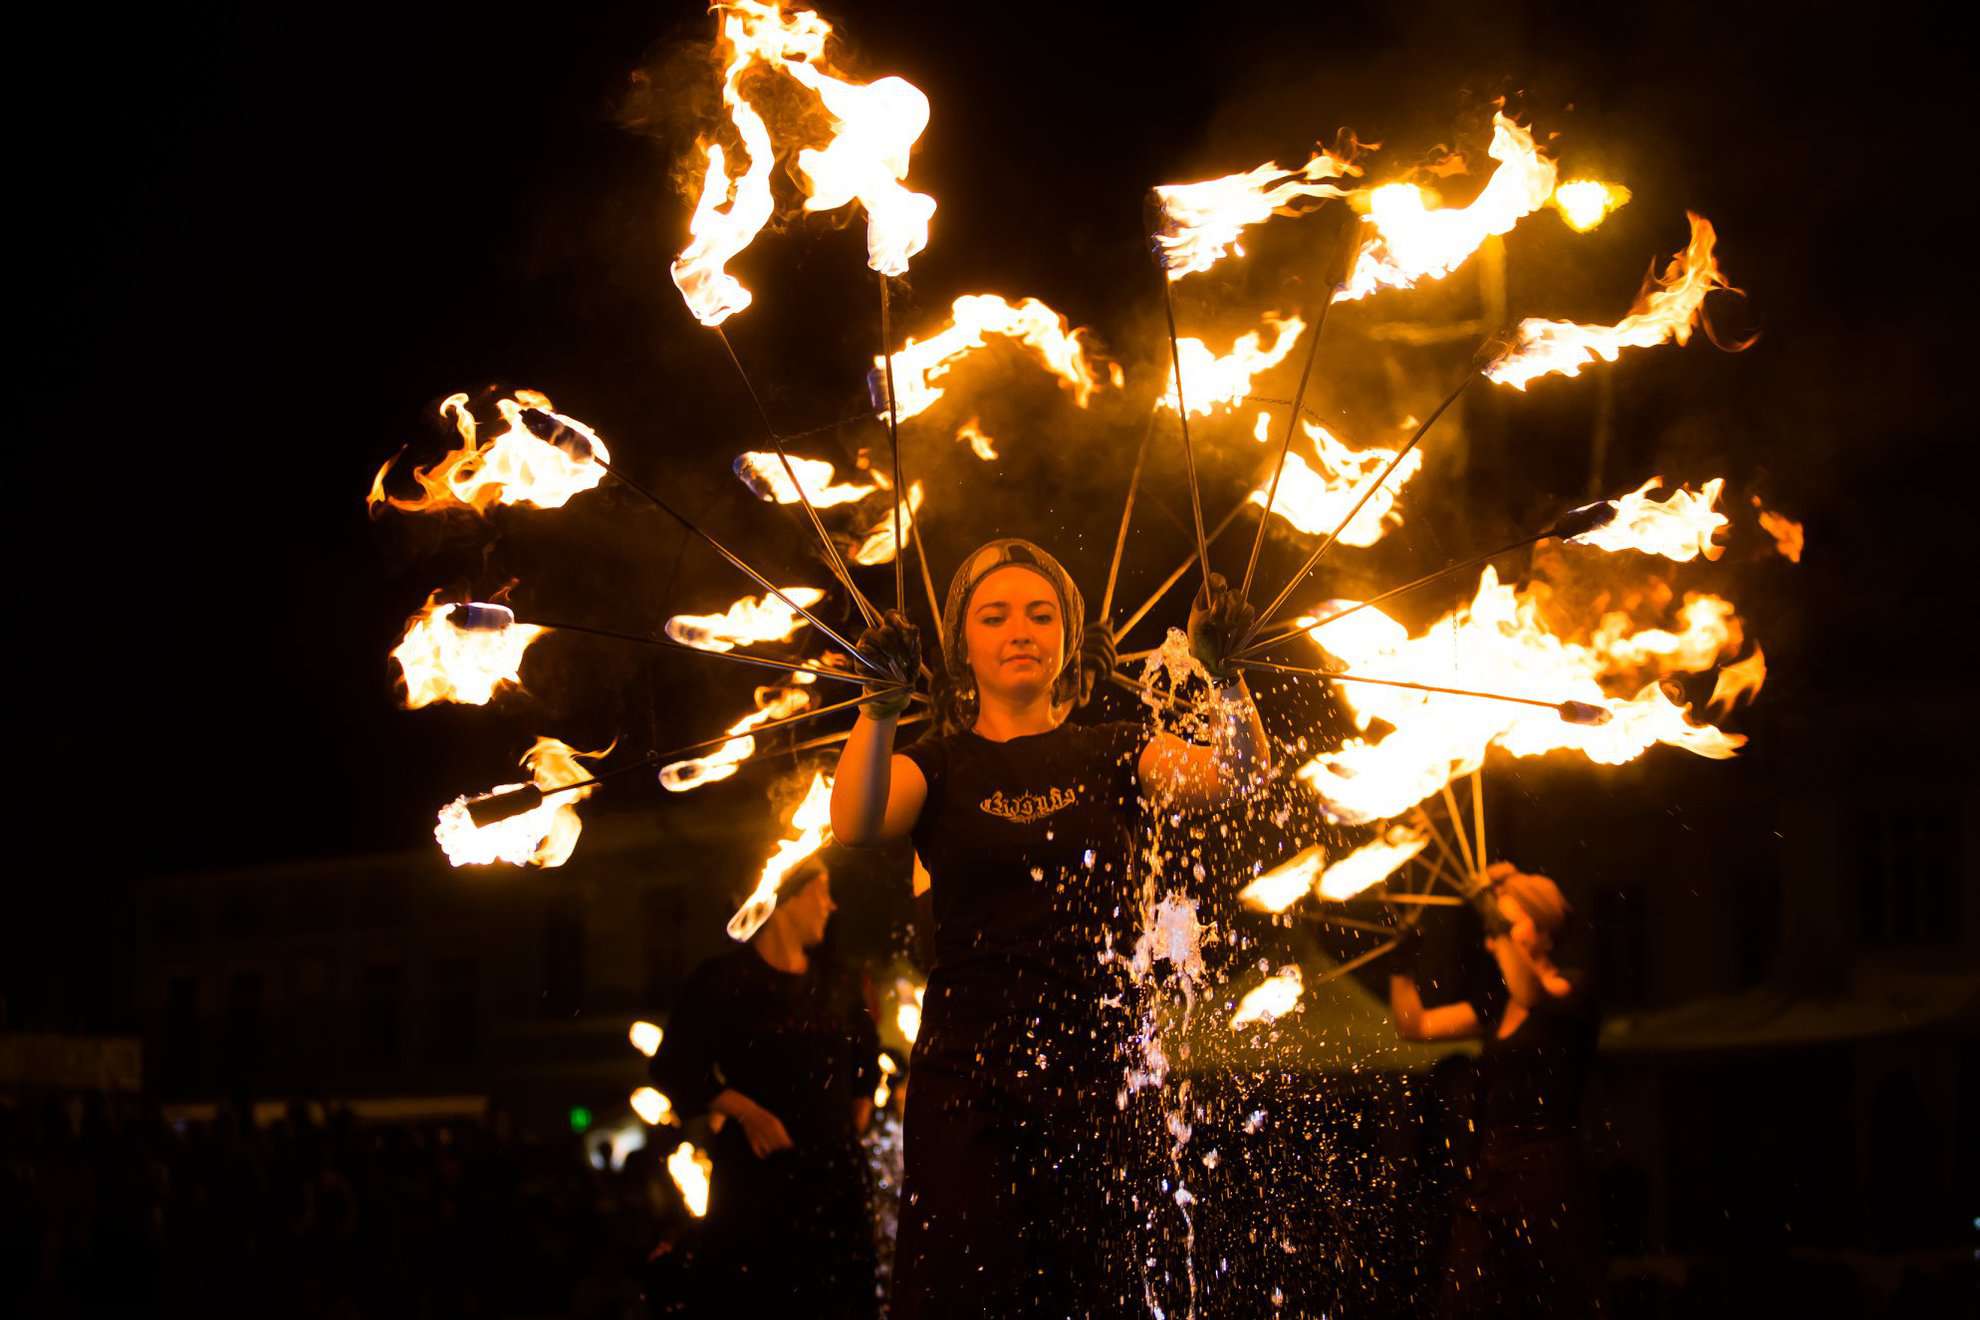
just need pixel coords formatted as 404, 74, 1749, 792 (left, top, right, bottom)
391, 596, 544, 709
735, 452, 878, 508
852, 483, 923, 565
435, 737, 608, 868
1153, 150, 1356, 281
1247, 416, 1423, 546
875, 294, 1107, 422
1569, 477, 1729, 563
666, 587, 826, 652
1159, 314, 1305, 416
1339, 113, 1557, 302
660, 680, 815, 792
1484, 213, 1736, 389
369, 392, 608, 515
669, 0, 933, 326
726, 771, 834, 941
1296, 566, 1747, 824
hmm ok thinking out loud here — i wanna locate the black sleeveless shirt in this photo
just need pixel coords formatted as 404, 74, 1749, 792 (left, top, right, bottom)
900, 720, 1150, 1083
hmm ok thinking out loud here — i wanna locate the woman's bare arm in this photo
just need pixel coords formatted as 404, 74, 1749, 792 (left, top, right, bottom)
830, 710, 928, 845
1389, 973, 1482, 1041
1137, 676, 1270, 810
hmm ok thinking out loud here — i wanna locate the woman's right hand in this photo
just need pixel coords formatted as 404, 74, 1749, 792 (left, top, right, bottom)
713, 1089, 794, 1158
855, 610, 922, 719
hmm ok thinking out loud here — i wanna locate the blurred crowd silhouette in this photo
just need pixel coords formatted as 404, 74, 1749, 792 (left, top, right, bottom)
5, 1081, 1969, 1318
2, 1096, 681, 1320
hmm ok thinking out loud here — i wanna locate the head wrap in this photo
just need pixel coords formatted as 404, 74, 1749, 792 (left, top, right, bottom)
940, 538, 1084, 699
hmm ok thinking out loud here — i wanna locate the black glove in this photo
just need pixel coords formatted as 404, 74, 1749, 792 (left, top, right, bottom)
1187, 572, 1255, 682
854, 611, 921, 719
1075, 620, 1118, 707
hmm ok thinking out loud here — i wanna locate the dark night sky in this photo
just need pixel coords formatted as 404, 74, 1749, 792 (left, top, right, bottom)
23, 0, 1975, 905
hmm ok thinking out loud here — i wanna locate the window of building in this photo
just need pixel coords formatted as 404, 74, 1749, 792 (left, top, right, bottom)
223, 971, 266, 1080
217, 889, 263, 941
1856, 802, 1963, 950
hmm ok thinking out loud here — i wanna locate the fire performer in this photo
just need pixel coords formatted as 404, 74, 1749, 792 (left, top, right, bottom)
1388, 862, 1605, 1317
831, 539, 1268, 1317
648, 855, 882, 1317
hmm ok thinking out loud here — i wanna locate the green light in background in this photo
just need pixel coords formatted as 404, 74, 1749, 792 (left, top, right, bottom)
569, 1106, 593, 1133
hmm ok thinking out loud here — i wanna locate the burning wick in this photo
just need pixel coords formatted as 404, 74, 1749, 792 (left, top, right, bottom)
518, 404, 595, 461
447, 603, 516, 632
462, 754, 659, 828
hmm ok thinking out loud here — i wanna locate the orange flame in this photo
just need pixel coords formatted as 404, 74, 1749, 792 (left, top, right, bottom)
1708, 645, 1767, 716
1484, 213, 1735, 390
852, 482, 923, 566
1753, 498, 1805, 563
1153, 150, 1356, 280
391, 595, 545, 709
1571, 477, 1729, 562
1340, 113, 1557, 302
1551, 179, 1631, 233
873, 1050, 899, 1106
668, 1142, 713, 1217
1247, 416, 1423, 547
955, 416, 998, 461
669, 1, 934, 325
1237, 845, 1324, 913
660, 680, 815, 792
630, 1086, 675, 1126
894, 977, 925, 1044
782, 52, 935, 275
369, 392, 609, 515
435, 737, 608, 868
726, 771, 834, 940
1590, 591, 1743, 680
735, 451, 878, 507
665, 587, 826, 652
1318, 825, 1429, 900
876, 294, 1106, 421
1295, 567, 1745, 824
1159, 314, 1305, 416
628, 1021, 664, 1057
1230, 966, 1304, 1029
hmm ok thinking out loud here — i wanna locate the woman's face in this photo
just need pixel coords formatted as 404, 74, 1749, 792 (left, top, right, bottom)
963, 565, 1065, 705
